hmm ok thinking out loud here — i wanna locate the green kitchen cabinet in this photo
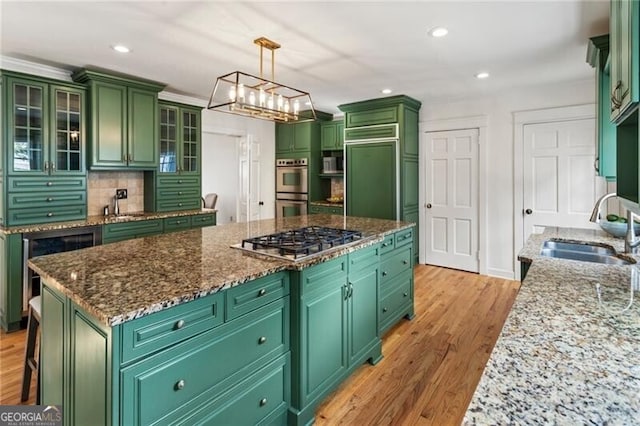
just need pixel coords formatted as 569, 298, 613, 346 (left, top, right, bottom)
144, 101, 202, 212
0, 232, 23, 331
163, 213, 216, 233
587, 35, 617, 180
339, 95, 421, 262
2, 72, 87, 226
308, 203, 343, 215
40, 271, 291, 426
378, 227, 415, 334
616, 111, 639, 204
276, 121, 319, 155
320, 120, 344, 151
72, 69, 164, 170
609, 0, 639, 123
102, 219, 163, 244
289, 248, 381, 426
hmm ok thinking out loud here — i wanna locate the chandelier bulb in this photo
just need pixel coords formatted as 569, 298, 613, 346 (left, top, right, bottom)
249, 91, 256, 106
229, 85, 236, 102
284, 101, 290, 113
267, 96, 274, 110
277, 94, 284, 111
238, 84, 245, 102
259, 88, 266, 107
293, 99, 300, 113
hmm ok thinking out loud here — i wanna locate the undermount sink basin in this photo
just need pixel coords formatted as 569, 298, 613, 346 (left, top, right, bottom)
540, 240, 635, 265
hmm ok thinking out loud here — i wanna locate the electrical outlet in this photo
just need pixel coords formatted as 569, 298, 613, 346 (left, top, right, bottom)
116, 188, 128, 199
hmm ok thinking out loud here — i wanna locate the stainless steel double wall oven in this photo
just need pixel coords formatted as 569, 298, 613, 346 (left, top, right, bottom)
275, 158, 308, 218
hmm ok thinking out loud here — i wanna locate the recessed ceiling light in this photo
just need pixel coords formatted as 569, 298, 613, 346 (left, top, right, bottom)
381, 88, 392, 95
112, 44, 131, 53
475, 72, 490, 79
428, 27, 448, 38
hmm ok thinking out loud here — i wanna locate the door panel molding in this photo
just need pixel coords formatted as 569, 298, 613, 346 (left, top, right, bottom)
513, 104, 595, 279
419, 116, 487, 275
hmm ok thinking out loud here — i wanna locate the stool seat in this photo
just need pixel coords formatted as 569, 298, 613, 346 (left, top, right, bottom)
22, 295, 41, 403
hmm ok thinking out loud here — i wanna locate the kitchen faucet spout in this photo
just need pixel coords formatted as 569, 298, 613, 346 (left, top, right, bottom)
589, 193, 617, 223
625, 210, 640, 254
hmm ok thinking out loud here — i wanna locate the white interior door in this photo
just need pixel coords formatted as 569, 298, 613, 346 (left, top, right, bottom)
523, 119, 598, 241
237, 136, 262, 223
424, 129, 479, 273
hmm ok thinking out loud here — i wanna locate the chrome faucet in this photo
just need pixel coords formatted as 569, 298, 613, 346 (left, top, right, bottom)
113, 195, 120, 216
589, 192, 617, 223
625, 210, 640, 254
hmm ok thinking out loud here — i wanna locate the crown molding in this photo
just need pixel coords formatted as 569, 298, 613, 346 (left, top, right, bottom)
0, 55, 73, 81
158, 92, 207, 108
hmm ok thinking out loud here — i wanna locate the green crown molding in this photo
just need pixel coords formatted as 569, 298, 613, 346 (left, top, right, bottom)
72, 68, 165, 92
587, 34, 610, 69
338, 95, 422, 113
158, 99, 203, 110
0, 69, 85, 90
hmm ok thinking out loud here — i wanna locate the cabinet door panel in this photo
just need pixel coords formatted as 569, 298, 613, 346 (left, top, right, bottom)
41, 285, 67, 407
92, 82, 127, 167
321, 123, 338, 151
349, 266, 379, 364
51, 86, 85, 175
181, 109, 200, 174
127, 88, 157, 168
275, 123, 294, 154
159, 105, 178, 173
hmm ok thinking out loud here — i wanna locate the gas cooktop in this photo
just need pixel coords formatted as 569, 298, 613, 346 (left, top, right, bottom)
233, 226, 363, 261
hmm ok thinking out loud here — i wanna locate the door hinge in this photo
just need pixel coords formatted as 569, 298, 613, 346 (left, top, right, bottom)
476, 251, 480, 261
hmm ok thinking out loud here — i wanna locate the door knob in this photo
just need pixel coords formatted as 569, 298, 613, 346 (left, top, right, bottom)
525, 209, 533, 215
426, 203, 432, 209
259, 201, 264, 206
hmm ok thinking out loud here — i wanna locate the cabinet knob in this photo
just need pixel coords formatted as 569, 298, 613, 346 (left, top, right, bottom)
47, 212, 53, 217
258, 336, 267, 345
258, 289, 267, 297
178, 191, 183, 195
46, 197, 54, 202
402, 260, 408, 265
382, 242, 391, 247
46, 181, 53, 187
178, 180, 183, 184
403, 292, 408, 297
382, 307, 388, 313
259, 398, 268, 407
175, 380, 185, 390
382, 271, 388, 276
178, 203, 183, 207
175, 319, 185, 329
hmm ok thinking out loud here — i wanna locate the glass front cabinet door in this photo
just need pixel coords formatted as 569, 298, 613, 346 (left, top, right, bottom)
158, 103, 200, 175
7, 77, 85, 176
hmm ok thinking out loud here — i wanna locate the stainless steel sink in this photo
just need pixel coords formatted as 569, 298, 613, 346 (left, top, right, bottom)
540, 240, 635, 265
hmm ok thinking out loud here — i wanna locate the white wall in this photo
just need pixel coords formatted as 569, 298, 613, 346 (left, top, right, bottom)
201, 110, 275, 225
419, 78, 596, 279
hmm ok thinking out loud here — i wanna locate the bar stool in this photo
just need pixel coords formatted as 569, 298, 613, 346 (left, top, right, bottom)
21, 295, 41, 404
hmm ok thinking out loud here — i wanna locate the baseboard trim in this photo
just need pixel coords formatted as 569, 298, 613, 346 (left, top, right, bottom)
487, 268, 516, 280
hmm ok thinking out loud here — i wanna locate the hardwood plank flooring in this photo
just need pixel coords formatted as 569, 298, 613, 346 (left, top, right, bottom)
0, 265, 519, 425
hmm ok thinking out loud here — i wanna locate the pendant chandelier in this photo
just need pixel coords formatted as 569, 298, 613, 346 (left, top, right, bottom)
207, 37, 316, 123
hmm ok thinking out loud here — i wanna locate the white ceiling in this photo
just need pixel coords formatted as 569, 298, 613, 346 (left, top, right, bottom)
1, 1, 609, 114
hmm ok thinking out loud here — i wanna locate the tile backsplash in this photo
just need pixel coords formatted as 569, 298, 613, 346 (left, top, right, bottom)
331, 178, 344, 197
88, 171, 144, 216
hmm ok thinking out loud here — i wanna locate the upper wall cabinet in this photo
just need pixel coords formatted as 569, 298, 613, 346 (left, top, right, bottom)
72, 69, 165, 170
587, 34, 617, 180
158, 101, 201, 176
609, 0, 639, 123
320, 120, 344, 151
5, 75, 86, 177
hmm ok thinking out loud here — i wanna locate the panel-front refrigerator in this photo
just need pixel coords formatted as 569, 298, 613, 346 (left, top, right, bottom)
345, 140, 399, 220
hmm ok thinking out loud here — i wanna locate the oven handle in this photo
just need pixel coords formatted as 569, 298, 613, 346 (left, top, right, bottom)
22, 238, 29, 312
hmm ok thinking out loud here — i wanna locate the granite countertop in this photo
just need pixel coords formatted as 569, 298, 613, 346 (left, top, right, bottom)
0, 208, 217, 235
464, 227, 640, 424
29, 214, 413, 327
310, 201, 344, 208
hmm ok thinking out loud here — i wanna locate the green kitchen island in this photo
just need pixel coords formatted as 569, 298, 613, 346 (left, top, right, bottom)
28, 214, 415, 426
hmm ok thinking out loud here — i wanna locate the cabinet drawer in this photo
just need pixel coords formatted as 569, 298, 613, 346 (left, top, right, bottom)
395, 227, 414, 247
156, 175, 201, 187
7, 177, 86, 192
344, 124, 398, 141
120, 292, 224, 365
379, 278, 412, 329
346, 107, 398, 127
190, 213, 216, 228
183, 354, 290, 426
226, 272, 289, 321
103, 219, 163, 243
156, 198, 201, 212
309, 205, 322, 214
121, 298, 288, 426
7, 190, 86, 209
163, 216, 192, 232
300, 256, 348, 295
380, 247, 412, 286
379, 234, 395, 255
156, 187, 201, 198
348, 244, 379, 272
7, 204, 86, 226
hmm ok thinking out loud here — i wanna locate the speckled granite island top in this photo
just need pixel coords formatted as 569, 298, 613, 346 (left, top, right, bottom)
28, 214, 413, 327
464, 227, 640, 424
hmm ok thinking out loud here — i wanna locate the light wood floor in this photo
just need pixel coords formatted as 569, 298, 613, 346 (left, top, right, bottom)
0, 265, 519, 424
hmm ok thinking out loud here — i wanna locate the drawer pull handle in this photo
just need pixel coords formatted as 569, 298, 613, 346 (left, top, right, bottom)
175, 319, 185, 329
258, 336, 267, 345
259, 398, 268, 407
382, 307, 388, 313
382, 271, 388, 277
402, 260, 408, 265
47, 212, 53, 217
403, 292, 408, 297
175, 380, 185, 390
46, 181, 53, 186
258, 289, 267, 297
46, 197, 54, 202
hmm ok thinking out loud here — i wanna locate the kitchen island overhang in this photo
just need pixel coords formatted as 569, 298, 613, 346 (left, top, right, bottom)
30, 214, 416, 426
